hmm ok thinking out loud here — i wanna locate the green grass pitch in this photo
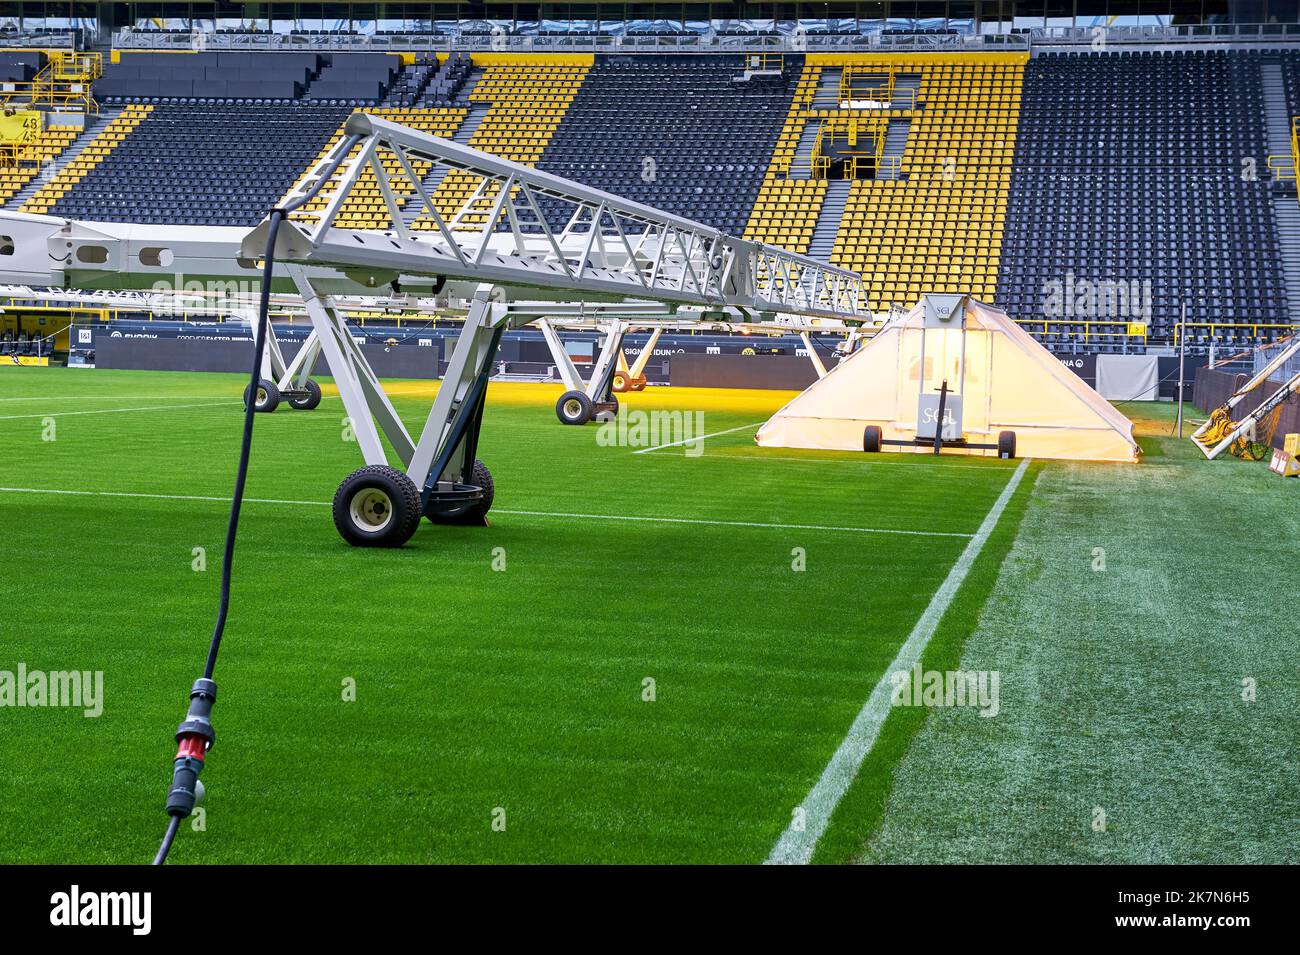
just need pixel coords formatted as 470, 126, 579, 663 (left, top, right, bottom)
0, 368, 1292, 864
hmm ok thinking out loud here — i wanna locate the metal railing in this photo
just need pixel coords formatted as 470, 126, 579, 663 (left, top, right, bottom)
0, 31, 78, 51
1029, 22, 1300, 48
1014, 318, 1149, 347
1174, 322, 1297, 346
109, 21, 1300, 57
112, 27, 1028, 55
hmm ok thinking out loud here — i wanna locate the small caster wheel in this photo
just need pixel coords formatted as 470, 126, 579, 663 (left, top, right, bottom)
612, 371, 630, 392
863, 425, 882, 453
630, 377, 647, 392
997, 430, 1017, 460
426, 459, 493, 525
332, 465, 422, 547
557, 390, 593, 425
244, 378, 280, 413
289, 378, 322, 410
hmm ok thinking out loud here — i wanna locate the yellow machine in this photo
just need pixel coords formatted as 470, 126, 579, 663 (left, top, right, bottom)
1268, 433, 1300, 477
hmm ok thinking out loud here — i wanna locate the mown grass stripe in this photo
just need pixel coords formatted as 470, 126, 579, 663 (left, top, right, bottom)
765, 457, 1031, 865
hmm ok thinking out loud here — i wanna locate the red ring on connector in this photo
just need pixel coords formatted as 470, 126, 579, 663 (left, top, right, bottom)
176, 735, 207, 762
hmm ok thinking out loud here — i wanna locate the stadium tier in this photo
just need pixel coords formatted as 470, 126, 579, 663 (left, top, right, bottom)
3, 47, 1300, 350
998, 50, 1287, 350
533, 54, 794, 236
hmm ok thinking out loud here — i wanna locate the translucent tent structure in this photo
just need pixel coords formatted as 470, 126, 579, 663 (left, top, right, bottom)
756, 294, 1140, 463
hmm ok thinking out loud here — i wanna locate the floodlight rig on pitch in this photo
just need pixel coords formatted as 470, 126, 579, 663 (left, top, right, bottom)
240, 112, 868, 547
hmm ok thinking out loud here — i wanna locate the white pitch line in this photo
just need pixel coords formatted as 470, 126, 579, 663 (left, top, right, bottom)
0, 395, 221, 402
0, 486, 974, 539
0, 400, 237, 421
491, 508, 973, 539
764, 457, 1031, 866
632, 421, 764, 454
640, 450, 1016, 473
0, 486, 330, 507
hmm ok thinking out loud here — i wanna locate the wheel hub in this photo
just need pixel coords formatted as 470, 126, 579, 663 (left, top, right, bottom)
350, 488, 393, 532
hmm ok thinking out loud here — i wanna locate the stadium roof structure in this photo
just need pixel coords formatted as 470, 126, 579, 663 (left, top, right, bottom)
756, 294, 1140, 463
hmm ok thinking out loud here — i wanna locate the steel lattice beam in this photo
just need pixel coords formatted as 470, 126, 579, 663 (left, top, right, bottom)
246, 114, 865, 322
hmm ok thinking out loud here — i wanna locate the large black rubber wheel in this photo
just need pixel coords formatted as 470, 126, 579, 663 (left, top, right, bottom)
332, 465, 422, 547
244, 378, 280, 413
863, 425, 882, 453
289, 378, 322, 410
426, 459, 494, 526
556, 390, 594, 425
997, 430, 1017, 460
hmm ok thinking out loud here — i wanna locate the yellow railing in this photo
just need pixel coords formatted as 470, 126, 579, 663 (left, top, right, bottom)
1173, 322, 1296, 345
1014, 319, 1149, 345
1267, 116, 1299, 184
1012, 320, 1297, 347
0, 109, 43, 166
0, 51, 101, 115
805, 116, 885, 181
744, 53, 784, 75
49, 51, 100, 83
837, 66, 917, 111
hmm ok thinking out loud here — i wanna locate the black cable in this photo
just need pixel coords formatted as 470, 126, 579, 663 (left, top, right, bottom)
147, 132, 374, 865
152, 210, 283, 865
152, 816, 181, 866
202, 210, 282, 682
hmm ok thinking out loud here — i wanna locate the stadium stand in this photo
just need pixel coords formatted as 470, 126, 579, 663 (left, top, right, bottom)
744, 53, 1022, 312
529, 54, 794, 237
413, 55, 589, 231
828, 54, 1024, 312
303, 53, 399, 104
0, 123, 80, 208
285, 105, 470, 231
996, 50, 1286, 349
0, 50, 43, 84
22, 107, 153, 215
95, 51, 327, 103
744, 63, 828, 254
42, 102, 350, 226
7, 43, 1298, 353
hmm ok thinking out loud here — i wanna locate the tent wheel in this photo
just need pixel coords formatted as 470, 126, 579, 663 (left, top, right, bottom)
997, 430, 1017, 460
863, 425, 882, 453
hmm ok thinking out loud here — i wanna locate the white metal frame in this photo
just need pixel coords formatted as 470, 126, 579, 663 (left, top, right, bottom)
1190, 335, 1300, 459
0, 116, 868, 534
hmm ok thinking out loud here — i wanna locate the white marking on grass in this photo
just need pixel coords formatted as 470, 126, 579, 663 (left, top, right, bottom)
0, 400, 237, 420
765, 457, 1031, 866
641, 450, 1014, 473
0, 486, 330, 507
491, 508, 972, 539
0, 486, 974, 539
0, 395, 236, 402
632, 421, 764, 453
